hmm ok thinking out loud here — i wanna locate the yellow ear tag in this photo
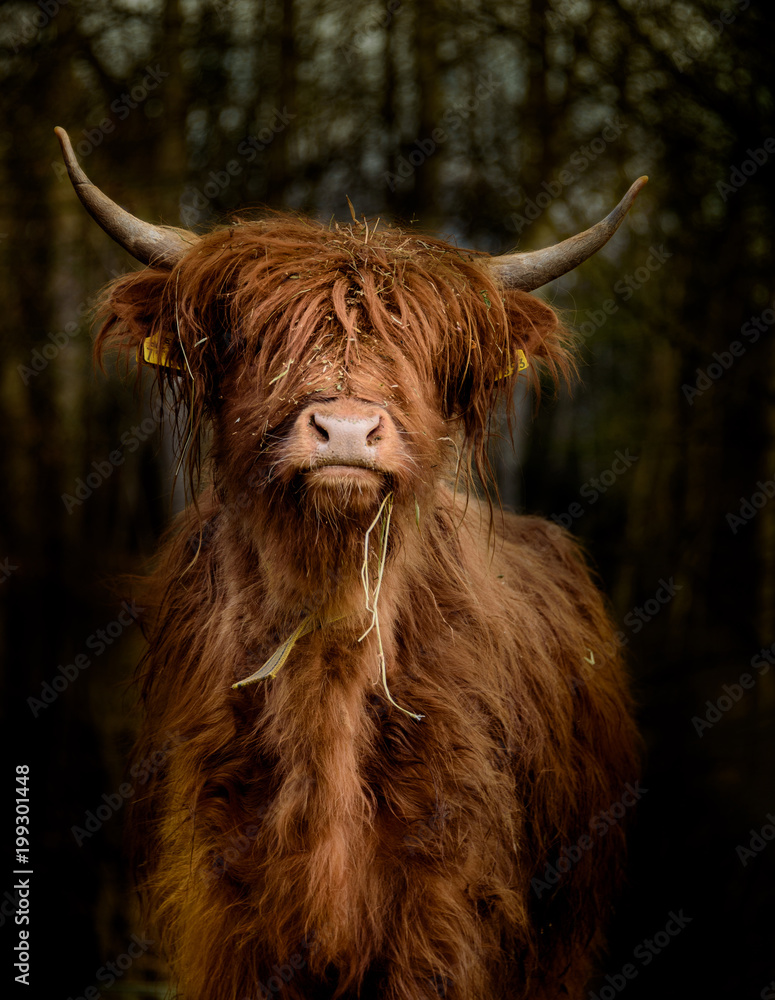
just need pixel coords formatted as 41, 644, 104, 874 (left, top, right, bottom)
141, 334, 183, 371
495, 349, 528, 381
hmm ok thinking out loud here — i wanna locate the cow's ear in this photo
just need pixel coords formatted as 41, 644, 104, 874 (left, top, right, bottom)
96, 269, 167, 371
435, 271, 573, 443
95, 267, 220, 395
95, 266, 221, 495
502, 289, 573, 379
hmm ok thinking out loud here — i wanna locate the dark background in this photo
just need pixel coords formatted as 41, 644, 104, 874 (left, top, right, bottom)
1, 0, 774, 997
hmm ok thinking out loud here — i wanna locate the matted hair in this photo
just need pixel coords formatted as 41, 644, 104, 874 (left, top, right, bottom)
91, 213, 637, 1000
96, 214, 574, 500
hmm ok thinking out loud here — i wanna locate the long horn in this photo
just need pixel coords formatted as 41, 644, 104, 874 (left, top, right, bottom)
489, 176, 648, 291
54, 126, 193, 268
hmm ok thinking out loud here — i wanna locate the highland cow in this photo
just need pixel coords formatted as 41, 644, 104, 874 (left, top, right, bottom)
56, 126, 644, 1000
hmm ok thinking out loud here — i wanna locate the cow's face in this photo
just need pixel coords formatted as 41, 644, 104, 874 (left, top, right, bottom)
57, 125, 643, 536
98, 219, 567, 537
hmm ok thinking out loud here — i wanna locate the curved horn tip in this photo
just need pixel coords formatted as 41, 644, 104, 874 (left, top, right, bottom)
604, 175, 648, 227
54, 126, 89, 186
487, 174, 651, 292
54, 126, 72, 158
621, 175, 649, 208
606, 175, 649, 223
53, 124, 192, 268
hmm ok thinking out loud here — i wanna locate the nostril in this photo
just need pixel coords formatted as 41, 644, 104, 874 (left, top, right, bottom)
310, 414, 329, 442
365, 416, 382, 446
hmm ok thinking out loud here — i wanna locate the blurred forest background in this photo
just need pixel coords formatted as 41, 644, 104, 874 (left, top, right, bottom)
1, 0, 774, 997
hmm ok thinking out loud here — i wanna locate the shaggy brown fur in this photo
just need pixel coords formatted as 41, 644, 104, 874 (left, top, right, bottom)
96, 215, 639, 1000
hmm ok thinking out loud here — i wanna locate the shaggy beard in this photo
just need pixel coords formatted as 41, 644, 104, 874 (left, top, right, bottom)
234, 465, 405, 612
300, 467, 390, 520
